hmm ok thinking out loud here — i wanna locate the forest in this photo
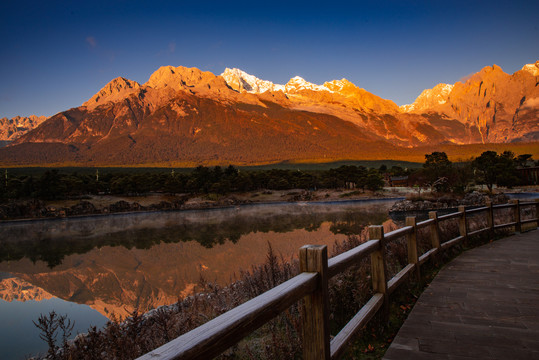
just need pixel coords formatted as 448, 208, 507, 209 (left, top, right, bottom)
0, 151, 535, 202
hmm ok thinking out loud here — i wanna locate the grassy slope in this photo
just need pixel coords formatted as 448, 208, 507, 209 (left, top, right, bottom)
1, 142, 537, 169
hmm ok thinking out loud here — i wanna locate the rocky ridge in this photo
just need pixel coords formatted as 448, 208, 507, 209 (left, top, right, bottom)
0, 276, 53, 302
83, 77, 141, 110
402, 61, 539, 143
1, 60, 537, 165
400, 83, 454, 112
221, 68, 285, 93
220, 68, 400, 113
0, 115, 47, 141
521, 60, 539, 76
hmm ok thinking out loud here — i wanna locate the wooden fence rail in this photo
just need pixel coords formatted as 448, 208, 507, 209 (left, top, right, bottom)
138, 199, 539, 360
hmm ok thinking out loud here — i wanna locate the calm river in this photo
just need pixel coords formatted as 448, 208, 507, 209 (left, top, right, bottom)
0, 198, 400, 359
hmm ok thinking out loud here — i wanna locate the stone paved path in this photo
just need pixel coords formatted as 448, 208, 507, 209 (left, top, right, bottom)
383, 230, 539, 360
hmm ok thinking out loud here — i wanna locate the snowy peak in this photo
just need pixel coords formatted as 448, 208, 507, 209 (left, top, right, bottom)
221, 68, 335, 94
284, 76, 332, 93
219, 69, 398, 112
401, 83, 454, 112
324, 78, 354, 92
521, 61, 539, 76
221, 68, 285, 93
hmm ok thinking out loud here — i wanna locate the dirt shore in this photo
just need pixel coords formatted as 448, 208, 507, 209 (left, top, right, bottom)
0, 188, 408, 222
2, 186, 537, 222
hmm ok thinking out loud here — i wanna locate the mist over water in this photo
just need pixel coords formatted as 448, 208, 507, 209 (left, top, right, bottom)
0, 199, 398, 359
1, 199, 395, 242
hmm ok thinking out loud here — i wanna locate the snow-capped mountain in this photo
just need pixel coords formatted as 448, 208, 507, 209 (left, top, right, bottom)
221, 68, 336, 94
220, 69, 400, 114
284, 76, 333, 93
400, 83, 454, 112
221, 68, 285, 93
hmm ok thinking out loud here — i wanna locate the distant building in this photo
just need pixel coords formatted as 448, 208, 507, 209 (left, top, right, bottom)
388, 175, 409, 187
517, 166, 539, 185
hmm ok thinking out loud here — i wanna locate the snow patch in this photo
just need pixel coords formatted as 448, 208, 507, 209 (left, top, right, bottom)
221, 68, 337, 95
285, 76, 333, 93
521, 61, 539, 76
221, 68, 284, 93
521, 97, 539, 109
400, 83, 453, 112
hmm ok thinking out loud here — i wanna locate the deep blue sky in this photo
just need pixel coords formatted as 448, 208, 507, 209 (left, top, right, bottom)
1, 0, 538, 118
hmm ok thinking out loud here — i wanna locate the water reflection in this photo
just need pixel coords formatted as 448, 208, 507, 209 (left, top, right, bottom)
0, 200, 396, 319
0, 200, 394, 267
0, 296, 108, 360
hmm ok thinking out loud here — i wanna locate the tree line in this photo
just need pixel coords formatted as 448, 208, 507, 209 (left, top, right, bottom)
0, 164, 385, 201
0, 150, 534, 202
408, 150, 535, 194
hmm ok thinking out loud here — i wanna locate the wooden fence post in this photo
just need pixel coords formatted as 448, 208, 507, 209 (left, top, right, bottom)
300, 245, 330, 360
510, 199, 521, 233
458, 205, 468, 245
405, 217, 420, 281
369, 225, 389, 321
485, 200, 494, 233
428, 211, 441, 255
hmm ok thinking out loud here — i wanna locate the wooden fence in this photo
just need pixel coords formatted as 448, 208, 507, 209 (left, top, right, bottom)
138, 199, 539, 360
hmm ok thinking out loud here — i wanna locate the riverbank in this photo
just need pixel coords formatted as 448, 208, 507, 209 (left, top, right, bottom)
389, 191, 510, 212
0, 188, 402, 222
2, 186, 537, 222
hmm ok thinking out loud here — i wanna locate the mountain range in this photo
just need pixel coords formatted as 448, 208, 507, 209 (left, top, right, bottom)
0, 115, 47, 142
0, 60, 537, 165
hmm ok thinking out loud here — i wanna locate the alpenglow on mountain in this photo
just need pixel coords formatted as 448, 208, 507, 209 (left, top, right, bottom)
0, 115, 47, 142
0, 60, 537, 165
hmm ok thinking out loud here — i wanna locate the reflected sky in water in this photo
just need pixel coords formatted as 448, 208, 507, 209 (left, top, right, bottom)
0, 297, 107, 360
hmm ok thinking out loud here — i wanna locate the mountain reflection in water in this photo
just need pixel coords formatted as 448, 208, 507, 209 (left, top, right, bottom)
0, 200, 397, 320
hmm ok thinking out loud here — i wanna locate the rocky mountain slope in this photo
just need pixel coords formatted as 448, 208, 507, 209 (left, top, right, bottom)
400, 83, 454, 113
0, 115, 47, 141
401, 61, 539, 143
0, 61, 537, 165
0, 276, 53, 302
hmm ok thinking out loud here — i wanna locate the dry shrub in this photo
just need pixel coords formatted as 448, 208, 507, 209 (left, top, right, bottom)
238, 242, 298, 299
416, 225, 432, 255
34, 241, 303, 360
385, 236, 408, 278
520, 203, 537, 223
438, 218, 459, 244
466, 212, 487, 233
329, 235, 372, 332
493, 207, 513, 226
